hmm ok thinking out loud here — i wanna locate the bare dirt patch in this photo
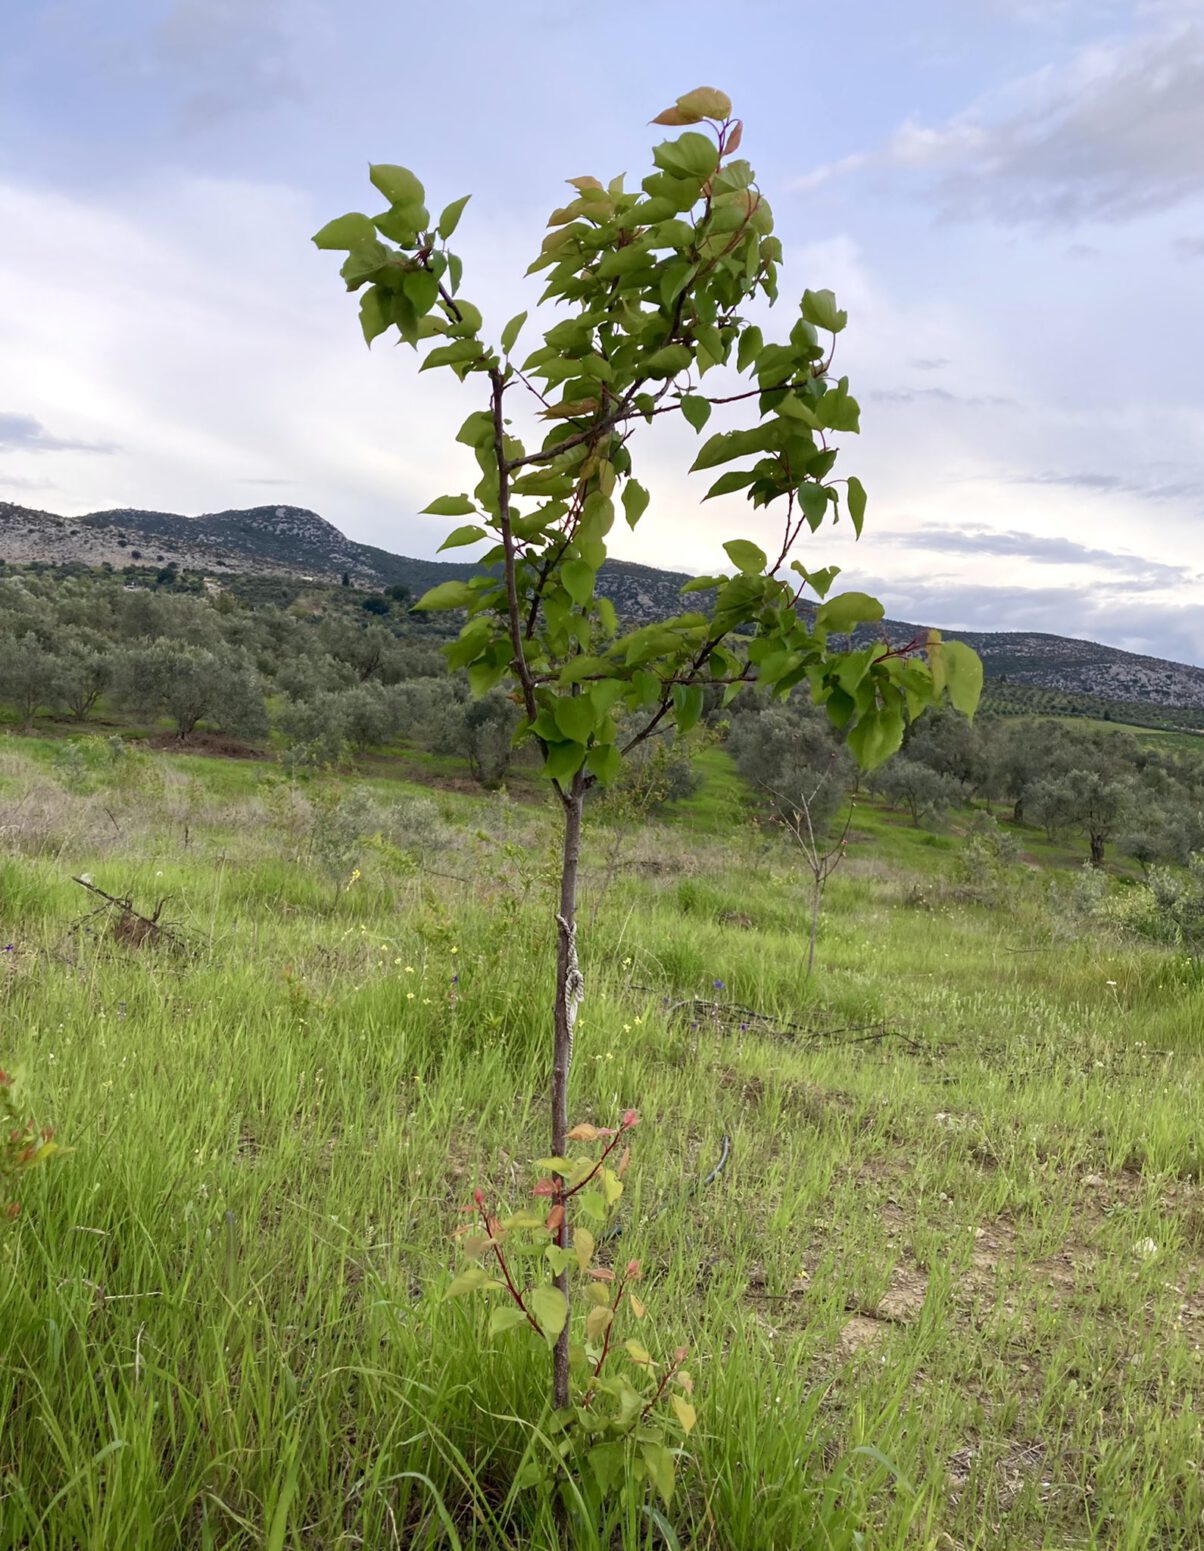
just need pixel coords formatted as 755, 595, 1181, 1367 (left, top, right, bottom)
838, 1316, 886, 1357
148, 731, 263, 759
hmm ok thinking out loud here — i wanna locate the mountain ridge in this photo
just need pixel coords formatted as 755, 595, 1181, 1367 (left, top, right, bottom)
4, 498, 1204, 714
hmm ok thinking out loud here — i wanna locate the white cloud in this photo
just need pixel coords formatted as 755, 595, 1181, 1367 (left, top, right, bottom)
797, 18, 1204, 226
0, 173, 504, 545
0, 412, 117, 454
1, 168, 1200, 665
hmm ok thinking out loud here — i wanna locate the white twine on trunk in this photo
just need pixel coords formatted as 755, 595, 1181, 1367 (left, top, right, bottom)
556, 912, 585, 1075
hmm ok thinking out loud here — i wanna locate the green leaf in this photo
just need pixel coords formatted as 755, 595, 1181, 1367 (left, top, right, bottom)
598, 596, 618, 637
586, 742, 622, 784
814, 377, 861, 433
676, 86, 732, 119
414, 580, 475, 611
737, 324, 763, 374
446, 299, 482, 337
713, 158, 755, 193
596, 243, 655, 280
723, 538, 767, 575
500, 310, 527, 355
834, 647, 874, 696
438, 194, 471, 239
401, 270, 439, 316
312, 212, 377, 250
680, 395, 711, 432
576, 1188, 607, 1221
339, 240, 389, 287
802, 287, 847, 334
467, 658, 508, 695
358, 287, 389, 344
389, 291, 419, 346
554, 696, 597, 744
374, 202, 429, 242
816, 591, 884, 634
847, 704, 905, 771
671, 1394, 697, 1434
622, 480, 651, 530
446, 1265, 489, 1298
846, 475, 867, 537
544, 741, 588, 782
642, 1441, 676, 1508
528, 1284, 568, 1341
562, 560, 597, 607
798, 483, 831, 533
653, 131, 719, 181
456, 410, 495, 448
589, 679, 624, 716
580, 490, 614, 538
370, 164, 425, 206
437, 525, 486, 551
422, 494, 477, 517
691, 423, 778, 472
559, 656, 613, 685
420, 339, 484, 372
489, 1305, 529, 1337
938, 639, 983, 719
650, 218, 697, 249
644, 343, 692, 378
703, 470, 756, 501
673, 683, 704, 734
791, 561, 841, 599
681, 575, 723, 593
589, 1442, 628, 1494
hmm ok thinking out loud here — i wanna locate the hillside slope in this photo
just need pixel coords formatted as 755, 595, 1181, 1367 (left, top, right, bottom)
4, 498, 1203, 711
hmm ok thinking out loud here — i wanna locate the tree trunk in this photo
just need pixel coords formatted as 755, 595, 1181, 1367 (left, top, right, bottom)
1089, 830, 1105, 868
806, 876, 821, 978
552, 775, 585, 1411
1012, 797, 1024, 824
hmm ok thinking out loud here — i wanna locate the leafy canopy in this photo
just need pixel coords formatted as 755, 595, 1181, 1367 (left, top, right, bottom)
314, 87, 981, 782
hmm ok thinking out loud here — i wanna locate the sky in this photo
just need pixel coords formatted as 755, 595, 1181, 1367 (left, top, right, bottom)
1, 0, 1202, 661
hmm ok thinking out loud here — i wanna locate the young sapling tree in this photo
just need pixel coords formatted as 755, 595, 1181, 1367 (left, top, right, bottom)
314, 87, 981, 1430
767, 765, 856, 977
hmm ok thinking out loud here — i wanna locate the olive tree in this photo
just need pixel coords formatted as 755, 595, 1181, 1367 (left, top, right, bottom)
315, 87, 980, 1414
113, 642, 268, 741
0, 632, 60, 730
434, 688, 522, 787
872, 755, 962, 827
726, 701, 853, 832
55, 635, 111, 722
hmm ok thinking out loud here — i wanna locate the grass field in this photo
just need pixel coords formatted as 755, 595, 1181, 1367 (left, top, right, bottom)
3, 737, 1204, 1549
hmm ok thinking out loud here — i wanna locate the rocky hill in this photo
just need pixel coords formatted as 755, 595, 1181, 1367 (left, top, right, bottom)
0, 500, 386, 583
4, 498, 1203, 714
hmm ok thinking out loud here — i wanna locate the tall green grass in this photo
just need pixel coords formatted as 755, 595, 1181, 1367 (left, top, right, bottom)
2, 745, 1203, 1547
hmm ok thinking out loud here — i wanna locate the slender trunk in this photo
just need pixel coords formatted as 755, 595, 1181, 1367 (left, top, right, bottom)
806, 875, 821, 978
1090, 831, 1105, 868
552, 776, 585, 1411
